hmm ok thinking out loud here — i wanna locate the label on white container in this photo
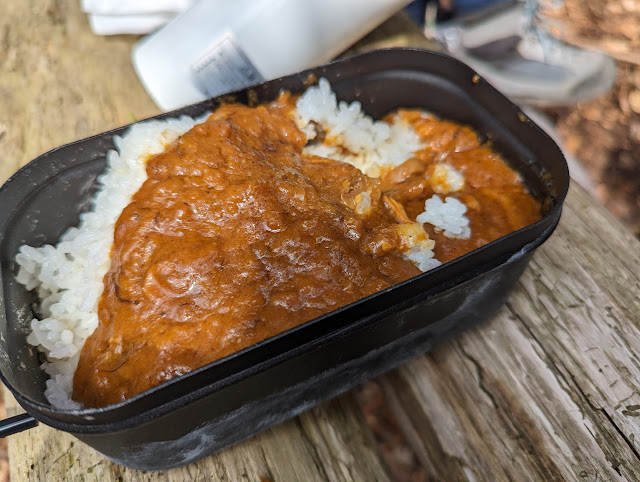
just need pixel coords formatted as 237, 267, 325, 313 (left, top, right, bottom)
190, 33, 265, 98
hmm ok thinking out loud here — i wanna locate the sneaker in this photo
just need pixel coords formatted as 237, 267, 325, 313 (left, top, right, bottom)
431, 1, 616, 106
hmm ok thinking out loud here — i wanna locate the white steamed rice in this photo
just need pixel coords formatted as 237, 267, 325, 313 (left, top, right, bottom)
416, 195, 471, 240
429, 164, 465, 194
15, 80, 471, 408
16, 114, 205, 408
294, 78, 425, 177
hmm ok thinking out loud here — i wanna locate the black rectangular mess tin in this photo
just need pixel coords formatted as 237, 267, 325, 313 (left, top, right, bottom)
0, 48, 569, 470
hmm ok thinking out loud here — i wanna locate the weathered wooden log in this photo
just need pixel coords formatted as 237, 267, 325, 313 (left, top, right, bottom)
5, 394, 389, 481
4, 0, 640, 481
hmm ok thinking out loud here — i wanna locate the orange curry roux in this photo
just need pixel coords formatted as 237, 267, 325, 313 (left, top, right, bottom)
73, 95, 541, 407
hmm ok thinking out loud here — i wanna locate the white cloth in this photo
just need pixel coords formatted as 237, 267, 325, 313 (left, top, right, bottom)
82, 0, 195, 35
88, 13, 176, 35
81, 0, 194, 15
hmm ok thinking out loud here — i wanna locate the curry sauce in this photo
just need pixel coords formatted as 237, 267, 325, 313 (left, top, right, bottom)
73, 99, 540, 407
385, 110, 541, 262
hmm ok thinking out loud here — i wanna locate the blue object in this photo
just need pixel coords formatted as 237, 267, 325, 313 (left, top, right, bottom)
405, 0, 515, 25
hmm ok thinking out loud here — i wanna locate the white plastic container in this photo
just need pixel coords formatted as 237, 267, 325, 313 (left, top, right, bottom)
132, 0, 412, 111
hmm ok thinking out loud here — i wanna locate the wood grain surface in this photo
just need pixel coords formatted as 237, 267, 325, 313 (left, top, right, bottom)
0, 0, 160, 186
3, 1, 640, 481
382, 184, 640, 481
6, 395, 389, 481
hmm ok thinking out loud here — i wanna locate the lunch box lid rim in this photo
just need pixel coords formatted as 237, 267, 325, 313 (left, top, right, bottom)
0, 47, 570, 426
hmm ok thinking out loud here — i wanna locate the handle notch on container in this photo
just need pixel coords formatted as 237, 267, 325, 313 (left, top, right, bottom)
0, 413, 38, 437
